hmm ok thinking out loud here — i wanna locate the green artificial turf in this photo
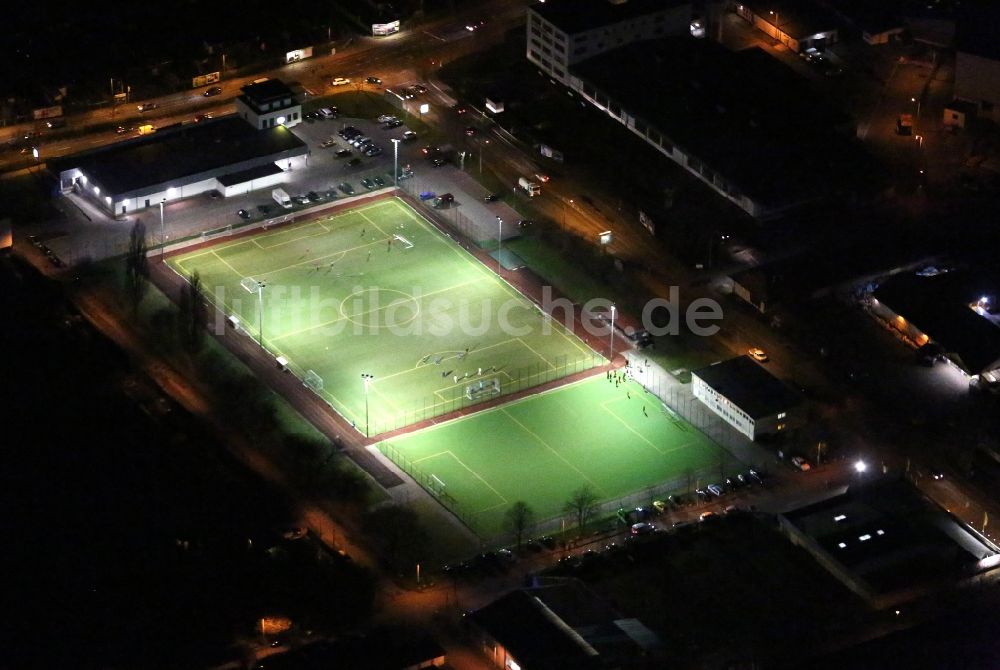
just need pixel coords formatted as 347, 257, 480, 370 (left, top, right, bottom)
169, 198, 601, 435
380, 375, 739, 538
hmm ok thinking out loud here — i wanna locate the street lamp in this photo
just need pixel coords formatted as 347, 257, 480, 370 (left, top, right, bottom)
609, 304, 617, 363
391, 138, 400, 187
496, 216, 503, 275
769, 10, 781, 44
854, 460, 867, 474
911, 96, 921, 119
159, 198, 166, 259
361, 373, 375, 437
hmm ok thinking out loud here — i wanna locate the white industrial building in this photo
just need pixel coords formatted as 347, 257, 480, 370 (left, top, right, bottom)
51, 115, 308, 217
526, 0, 692, 87
691, 356, 804, 441
235, 79, 303, 130
953, 5, 1000, 126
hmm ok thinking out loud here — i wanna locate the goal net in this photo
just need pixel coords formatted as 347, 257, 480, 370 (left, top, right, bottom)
303, 370, 324, 392
465, 378, 500, 401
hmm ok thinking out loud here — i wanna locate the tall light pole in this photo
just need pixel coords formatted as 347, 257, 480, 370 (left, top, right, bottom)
241, 277, 268, 346
769, 10, 780, 44
911, 96, 921, 119
391, 138, 401, 187
159, 198, 166, 260
361, 373, 374, 437
609, 304, 617, 364
496, 216, 503, 275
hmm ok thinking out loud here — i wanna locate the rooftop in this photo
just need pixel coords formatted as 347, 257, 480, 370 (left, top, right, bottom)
573, 38, 862, 207
530, 0, 688, 35
737, 0, 843, 39
51, 116, 306, 195
692, 355, 802, 419
873, 269, 1000, 375
782, 476, 997, 596
240, 78, 295, 104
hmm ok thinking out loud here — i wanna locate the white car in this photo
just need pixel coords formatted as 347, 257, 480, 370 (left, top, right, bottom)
377, 114, 397, 123
748, 348, 769, 362
331, 77, 351, 87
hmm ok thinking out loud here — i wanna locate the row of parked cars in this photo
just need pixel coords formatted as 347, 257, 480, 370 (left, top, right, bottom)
338, 126, 384, 158
28, 235, 65, 268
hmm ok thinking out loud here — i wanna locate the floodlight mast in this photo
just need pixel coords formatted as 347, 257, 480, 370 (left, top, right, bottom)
242, 278, 267, 346
361, 373, 375, 437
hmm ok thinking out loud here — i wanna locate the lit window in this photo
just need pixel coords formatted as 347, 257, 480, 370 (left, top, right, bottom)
876, 529, 885, 536
778, 412, 787, 419
838, 542, 847, 548
859, 534, 872, 542
834, 514, 846, 522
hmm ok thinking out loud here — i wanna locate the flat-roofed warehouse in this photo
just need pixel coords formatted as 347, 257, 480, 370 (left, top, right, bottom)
691, 355, 804, 440
50, 116, 307, 217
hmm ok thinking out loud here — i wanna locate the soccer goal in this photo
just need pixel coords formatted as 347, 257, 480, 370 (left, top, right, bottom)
394, 234, 414, 249
303, 370, 324, 392
465, 378, 500, 401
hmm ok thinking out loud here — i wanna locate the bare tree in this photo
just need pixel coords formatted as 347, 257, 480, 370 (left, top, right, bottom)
124, 220, 148, 314
505, 501, 535, 549
563, 485, 599, 535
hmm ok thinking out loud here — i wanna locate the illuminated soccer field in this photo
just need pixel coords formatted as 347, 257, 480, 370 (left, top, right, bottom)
168, 197, 601, 434
379, 375, 740, 538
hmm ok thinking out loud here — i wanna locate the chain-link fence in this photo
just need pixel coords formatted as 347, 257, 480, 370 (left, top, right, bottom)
398, 178, 500, 247
378, 441, 481, 534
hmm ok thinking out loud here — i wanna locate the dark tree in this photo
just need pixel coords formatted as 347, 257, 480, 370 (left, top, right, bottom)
177, 271, 205, 354
504, 501, 535, 549
125, 221, 149, 314
563, 485, 599, 534
364, 505, 427, 574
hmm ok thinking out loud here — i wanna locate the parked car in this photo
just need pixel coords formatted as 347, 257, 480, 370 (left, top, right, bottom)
707, 484, 724, 497
361, 177, 376, 190
236, 209, 251, 219
203, 86, 223, 97
748, 348, 769, 362
137, 102, 158, 112
335, 148, 352, 158
331, 77, 351, 86
402, 130, 418, 142
307, 191, 323, 202
791, 456, 812, 472
630, 522, 656, 536
338, 182, 355, 195
484, 193, 500, 202
318, 107, 338, 119
366, 76, 382, 85
373, 175, 386, 188
377, 114, 397, 123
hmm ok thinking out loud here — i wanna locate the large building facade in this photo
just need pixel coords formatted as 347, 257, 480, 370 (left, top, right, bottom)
526, 0, 692, 87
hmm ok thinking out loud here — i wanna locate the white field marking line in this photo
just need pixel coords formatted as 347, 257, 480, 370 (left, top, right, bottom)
368, 380, 404, 414
257, 238, 384, 278
599, 397, 699, 457
212, 250, 245, 280
517, 337, 556, 371
500, 408, 606, 496
433, 450, 509, 508
269, 277, 485, 342
383, 337, 524, 383
253, 224, 337, 250
179, 218, 333, 263
394, 200, 593, 358
358, 210, 390, 238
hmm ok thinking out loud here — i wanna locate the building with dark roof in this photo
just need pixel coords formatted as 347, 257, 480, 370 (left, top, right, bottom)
570, 37, 860, 218
235, 78, 303, 129
732, 0, 842, 53
468, 581, 663, 670
257, 628, 446, 670
953, 2, 1000, 125
526, 0, 692, 86
51, 116, 307, 216
870, 269, 1000, 378
692, 355, 804, 440
779, 475, 1000, 609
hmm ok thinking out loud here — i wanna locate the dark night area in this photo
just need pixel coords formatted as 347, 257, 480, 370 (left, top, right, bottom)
3, 0, 1000, 668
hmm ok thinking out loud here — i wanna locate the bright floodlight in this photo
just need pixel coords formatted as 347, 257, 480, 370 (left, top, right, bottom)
854, 460, 867, 473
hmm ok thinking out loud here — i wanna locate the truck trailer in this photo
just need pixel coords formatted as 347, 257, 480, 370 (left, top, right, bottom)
518, 177, 540, 197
